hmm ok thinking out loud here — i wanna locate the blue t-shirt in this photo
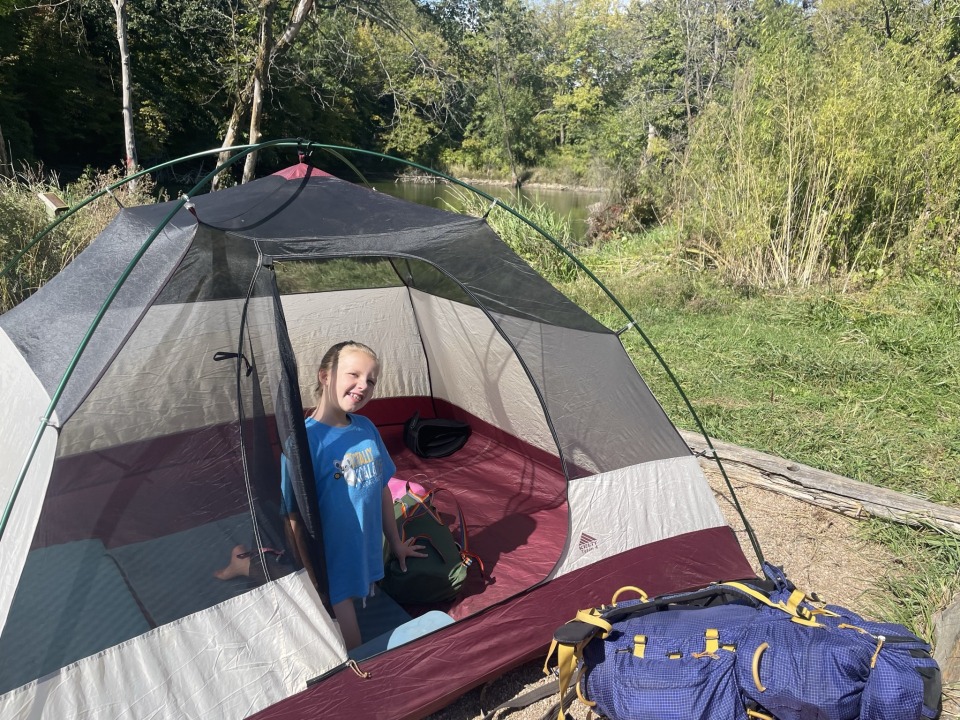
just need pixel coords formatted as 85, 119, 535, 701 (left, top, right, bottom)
281, 414, 396, 605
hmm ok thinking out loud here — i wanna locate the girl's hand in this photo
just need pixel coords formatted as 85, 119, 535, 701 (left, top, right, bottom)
392, 537, 426, 572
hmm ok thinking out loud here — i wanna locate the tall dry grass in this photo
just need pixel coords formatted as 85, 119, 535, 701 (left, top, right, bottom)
0, 166, 159, 312
675, 14, 960, 289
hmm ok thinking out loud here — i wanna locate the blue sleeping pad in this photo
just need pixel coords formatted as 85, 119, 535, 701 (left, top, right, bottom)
0, 539, 152, 694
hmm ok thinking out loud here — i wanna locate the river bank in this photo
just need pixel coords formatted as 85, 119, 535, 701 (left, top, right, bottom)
393, 168, 604, 194
373, 177, 604, 241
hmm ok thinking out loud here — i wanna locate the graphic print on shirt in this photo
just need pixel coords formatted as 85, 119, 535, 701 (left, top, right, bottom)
334, 447, 382, 488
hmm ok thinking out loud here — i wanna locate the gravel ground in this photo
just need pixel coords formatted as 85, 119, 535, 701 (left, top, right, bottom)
425, 464, 905, 720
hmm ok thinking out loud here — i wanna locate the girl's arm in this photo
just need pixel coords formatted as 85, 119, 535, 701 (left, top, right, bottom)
381, 486, 425, 572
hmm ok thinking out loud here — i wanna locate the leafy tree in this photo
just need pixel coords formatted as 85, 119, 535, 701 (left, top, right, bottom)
677, 0, 959, 287
126, 0, 241, 161
0, 7, 119, 171
325, 1, 462, 160
622, 0, 753, 141
536, 0, 629, 150
447, 0, 549, 184
211, 0, 318, 183
0, 6, 31, 174
209, 0, 463, 183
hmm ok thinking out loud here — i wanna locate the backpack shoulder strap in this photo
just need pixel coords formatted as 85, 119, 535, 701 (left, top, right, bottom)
720, 581, 821, 626
480, 680, 575, 720
429, 486, 486, 579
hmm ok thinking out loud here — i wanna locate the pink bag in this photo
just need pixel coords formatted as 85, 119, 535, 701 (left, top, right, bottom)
387, 477, 427, 501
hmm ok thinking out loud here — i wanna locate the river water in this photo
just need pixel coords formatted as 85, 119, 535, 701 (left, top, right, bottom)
371, 181, 604, 241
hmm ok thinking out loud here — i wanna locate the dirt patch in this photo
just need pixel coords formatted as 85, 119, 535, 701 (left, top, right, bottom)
704, 466, 895, 613
427, 464, 912, 720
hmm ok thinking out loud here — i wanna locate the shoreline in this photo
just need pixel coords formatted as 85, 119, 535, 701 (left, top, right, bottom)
394, 173, 604, 194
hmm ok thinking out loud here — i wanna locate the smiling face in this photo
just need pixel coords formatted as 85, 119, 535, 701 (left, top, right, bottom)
316, 347, 379, 424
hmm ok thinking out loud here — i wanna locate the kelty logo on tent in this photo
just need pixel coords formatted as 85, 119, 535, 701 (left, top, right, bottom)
578, 532, 598, 555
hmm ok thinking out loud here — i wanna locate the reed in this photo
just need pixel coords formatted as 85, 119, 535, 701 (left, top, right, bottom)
675, 22, 959, 289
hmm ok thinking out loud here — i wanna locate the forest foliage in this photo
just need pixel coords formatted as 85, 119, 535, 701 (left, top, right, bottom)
1, 0, 960, 288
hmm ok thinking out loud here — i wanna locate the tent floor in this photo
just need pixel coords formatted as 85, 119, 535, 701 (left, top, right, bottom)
378, 424, 569, 620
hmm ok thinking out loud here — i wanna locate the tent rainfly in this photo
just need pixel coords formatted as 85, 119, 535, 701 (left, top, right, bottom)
0, 150, 756, 720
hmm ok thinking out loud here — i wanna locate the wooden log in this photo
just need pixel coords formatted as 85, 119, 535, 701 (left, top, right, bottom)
679, 429, 960, 535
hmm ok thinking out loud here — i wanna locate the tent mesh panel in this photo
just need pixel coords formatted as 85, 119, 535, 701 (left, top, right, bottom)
0, 237, 307, 693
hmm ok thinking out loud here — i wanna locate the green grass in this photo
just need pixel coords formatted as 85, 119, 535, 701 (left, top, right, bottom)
865, 519, 960, 640
275, 257, 404, 294
453, 190, 582, 284
482, 202, 960, 591
553, 226, 960, 639
561, 236, 960, 506
0, 167, 161, 312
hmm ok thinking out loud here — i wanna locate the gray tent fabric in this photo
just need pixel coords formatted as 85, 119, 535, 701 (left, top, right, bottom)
0, 538, 153, 692
0, 214, 198, 422
2, 177, 606, 425
1, 172, 673, 469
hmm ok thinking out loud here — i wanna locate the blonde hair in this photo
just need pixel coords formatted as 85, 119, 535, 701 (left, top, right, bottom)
313, 340, 379, 401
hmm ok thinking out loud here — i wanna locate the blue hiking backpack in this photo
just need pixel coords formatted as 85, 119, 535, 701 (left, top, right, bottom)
542, 564, 941, 720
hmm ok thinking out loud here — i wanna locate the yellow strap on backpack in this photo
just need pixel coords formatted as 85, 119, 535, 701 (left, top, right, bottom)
720, 581, 822, 627
573, 608, 614, 638
836, 624, 885, 668
544, 637, 596, 720
541, 608, 612, 676
811, 606, 842, 617
632, 635, 647, 658
752, 642, 769, 691
704, 628, 720, 654
611, 586, 648, 605
720, 581, 789, 612
784, 589, 806, 615
544, 609, 612, 720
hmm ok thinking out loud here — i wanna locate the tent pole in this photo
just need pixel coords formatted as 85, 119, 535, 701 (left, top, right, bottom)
1, 139, 765, 567
0, 140, 299, 544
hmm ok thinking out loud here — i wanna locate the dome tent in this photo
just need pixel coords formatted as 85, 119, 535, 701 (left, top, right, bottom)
0, 141, 757, 719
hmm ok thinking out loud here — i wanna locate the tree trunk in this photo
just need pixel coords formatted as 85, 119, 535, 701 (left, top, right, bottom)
242, 2, 276, 184
111, 0, 138, 188
492, 29, 521, 189
680, 429, 960, 534
242, 76, 265, 183
0, 124, 10, 179
211, 86, 251, 190
214, 0, 315, 188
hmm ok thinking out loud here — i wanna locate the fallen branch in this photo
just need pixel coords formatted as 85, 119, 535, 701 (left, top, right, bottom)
679, 429, 960, 535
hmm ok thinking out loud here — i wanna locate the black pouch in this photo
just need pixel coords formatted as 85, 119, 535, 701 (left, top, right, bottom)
403, 411, 471, 458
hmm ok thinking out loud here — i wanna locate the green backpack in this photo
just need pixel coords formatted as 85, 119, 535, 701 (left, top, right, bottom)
380, 487, 483, 604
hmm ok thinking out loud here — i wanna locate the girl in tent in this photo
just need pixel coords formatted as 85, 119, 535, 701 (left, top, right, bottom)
216, 340, 424, 649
